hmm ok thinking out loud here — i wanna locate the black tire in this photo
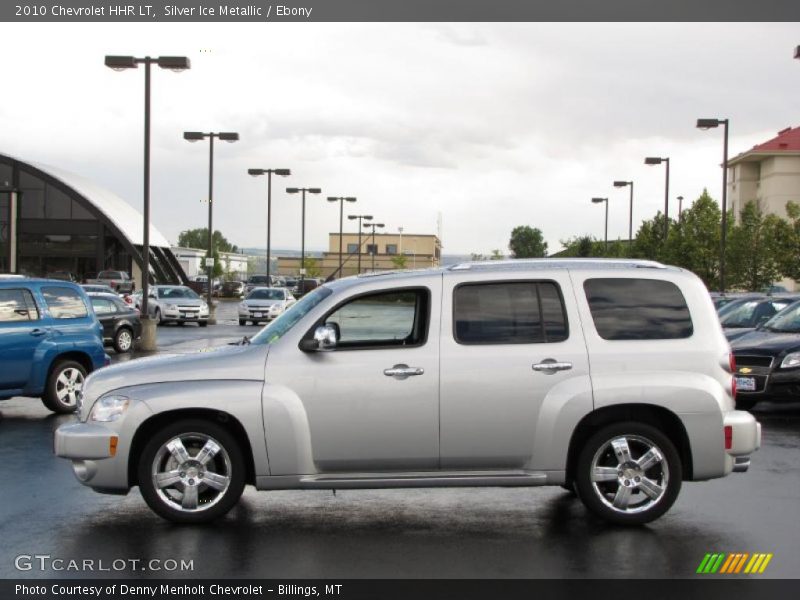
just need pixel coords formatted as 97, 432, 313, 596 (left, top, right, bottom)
199, 321, 208, 327
177, 321, 186, 327
138, 419, 246, 524
113, 327, 134, 353
239, 320, 246, 326
155, 308, 163, 326
42, 360, 87, 414
574, 421, 682, 526
736, 397, 758, 411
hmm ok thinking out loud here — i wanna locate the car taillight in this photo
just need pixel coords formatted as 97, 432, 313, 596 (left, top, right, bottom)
731, 376, 737, 399
724, 425, 733, 450
729, 353, 736, 373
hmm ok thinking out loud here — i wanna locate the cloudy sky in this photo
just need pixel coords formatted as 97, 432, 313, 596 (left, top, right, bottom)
0, 23, 798, 255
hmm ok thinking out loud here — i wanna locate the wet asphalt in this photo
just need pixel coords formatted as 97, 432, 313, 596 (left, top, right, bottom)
1, 300, 799, 579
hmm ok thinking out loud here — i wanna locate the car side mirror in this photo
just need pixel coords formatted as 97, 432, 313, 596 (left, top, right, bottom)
300, 324, 338, 352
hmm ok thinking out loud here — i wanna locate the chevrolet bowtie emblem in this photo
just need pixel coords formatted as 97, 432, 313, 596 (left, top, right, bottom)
739, 367, 753, 374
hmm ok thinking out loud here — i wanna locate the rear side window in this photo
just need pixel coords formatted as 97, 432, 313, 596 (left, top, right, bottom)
42, 286, 88, 319
91, 297, 117, 315
583, 278, 693, 340
0, 289, 39, 322
454, 281, 569, 344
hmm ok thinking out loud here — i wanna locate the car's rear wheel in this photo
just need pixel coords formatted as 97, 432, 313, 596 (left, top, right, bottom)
199, 321, 208, 327
239, 320, 246, 326
113, 327, 134, 353
155, 308, 163, 325
138, 419, 245, 523
42, 360, 87, 414
575, 422, 681, 525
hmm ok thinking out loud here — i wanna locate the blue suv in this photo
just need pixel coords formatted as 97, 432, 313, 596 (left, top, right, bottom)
0, 279, 109, 413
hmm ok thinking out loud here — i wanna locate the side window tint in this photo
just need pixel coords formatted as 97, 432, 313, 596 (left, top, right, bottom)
91, 298, 116, 315
583, 278, 693, 340
0, 289, 39, 322
324, 289, 428, 348
454, 281, 568, 344
42, 287, 88, 319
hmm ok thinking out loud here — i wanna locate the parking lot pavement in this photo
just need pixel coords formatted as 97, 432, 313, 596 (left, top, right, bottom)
1, 314, 799, 579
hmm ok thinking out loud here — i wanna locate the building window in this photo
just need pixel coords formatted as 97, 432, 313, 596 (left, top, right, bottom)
386, 244, 398, 255
366, 244, 378, 255
346, 243, 359, 254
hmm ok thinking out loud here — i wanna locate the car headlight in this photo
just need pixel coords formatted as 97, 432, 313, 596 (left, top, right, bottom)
200, 302, 209, 311
90, 395, 130, 422
270, 304, 282, 312
166, 303, 178, 311
781, 352, 800, 369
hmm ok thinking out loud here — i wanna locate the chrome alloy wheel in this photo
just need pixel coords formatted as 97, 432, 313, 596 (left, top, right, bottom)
55, 367, 84, 408
116, 329, 133, 351
590, 434, 669, 515
151, 433, 232, 513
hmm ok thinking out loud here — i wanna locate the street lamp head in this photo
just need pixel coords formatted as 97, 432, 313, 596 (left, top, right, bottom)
183, 131, 206, 142
308, 188, 322, 194
275, 169, 291, 177
591, 197, 607, 204
156, 56, 191, 71
327, 197, 338, 202
248, 168, 266, 176
218, 132, 239, 142
644, 157, 664, 165
795, 46, 800, 59
286, 187, 299, 194
613, 180, 630, 188
696, 118, 721, 130
677, 195, 684, 201
345, 197, 357, 202
105, 55, 137, 70
347, 215, 357, 220
375, 223, 385, 228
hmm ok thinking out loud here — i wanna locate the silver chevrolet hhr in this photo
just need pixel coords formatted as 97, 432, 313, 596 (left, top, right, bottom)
55, 260, 761, 525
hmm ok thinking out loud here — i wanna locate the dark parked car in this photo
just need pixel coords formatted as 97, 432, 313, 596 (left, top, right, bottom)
732, 300, 800, 409
220, 280, 245, 297
81, 283, 118, 295
245, 275, 272, 294
0, 279, 108, 413
719, 296, 799, 341
87, 292, 142, 353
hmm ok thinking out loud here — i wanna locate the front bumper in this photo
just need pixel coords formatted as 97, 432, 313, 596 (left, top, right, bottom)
161, 308, 209, 322
723, 410, 761, 473
239, 308, 283, 321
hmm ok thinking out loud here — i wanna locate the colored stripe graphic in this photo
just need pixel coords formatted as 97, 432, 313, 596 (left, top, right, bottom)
697, 554, 713, 574
697, 552, 772, 574
734, 553, 750, 574
758, 554, 773, 573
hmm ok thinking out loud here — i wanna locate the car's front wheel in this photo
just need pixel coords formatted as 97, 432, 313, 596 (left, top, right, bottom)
113, 327, 134, 353
574, 422, 681, 525
42, 360, 87, 414
138, 419, 246, 523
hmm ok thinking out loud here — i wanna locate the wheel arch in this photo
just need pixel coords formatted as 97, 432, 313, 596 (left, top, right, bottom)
127, 408, 256, 488
565, 403, 694, 483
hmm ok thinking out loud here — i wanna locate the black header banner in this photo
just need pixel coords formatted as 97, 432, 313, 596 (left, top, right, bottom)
2, 0, 800, 22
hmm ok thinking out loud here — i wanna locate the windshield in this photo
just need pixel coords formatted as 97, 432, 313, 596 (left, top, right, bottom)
720, 300, 789, 328
251, 286, 332, 345
761, 301, 800, 333
157, 286, 200, 300
247, 288, 286, 300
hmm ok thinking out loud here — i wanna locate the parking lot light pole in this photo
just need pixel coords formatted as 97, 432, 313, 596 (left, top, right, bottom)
591, 198, 609, 252
347, 214, 373, 274
364, 222, 385, 271
677, 195, 684, 221
613, 180, 634, 250
697, 117, 730, 292
105, 54, 190, 351
327, 196, 357, 278
645, 156, 670, 240
184, 131, 239, 322
286, 187, 321, 291
248, 168, 291, 285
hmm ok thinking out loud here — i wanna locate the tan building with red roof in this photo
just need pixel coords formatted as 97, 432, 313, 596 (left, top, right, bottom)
728, 126, 800, 220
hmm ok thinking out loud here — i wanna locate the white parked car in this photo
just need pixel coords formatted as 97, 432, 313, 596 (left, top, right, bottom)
55, 260, 760, 525
238, 287, 296, 325
139, 285, 210, 326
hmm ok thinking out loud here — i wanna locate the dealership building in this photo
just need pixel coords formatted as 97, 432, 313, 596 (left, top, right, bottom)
0, 153, 187, 286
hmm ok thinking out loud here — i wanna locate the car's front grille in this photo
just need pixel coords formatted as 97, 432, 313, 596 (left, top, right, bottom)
734, 354, 774, 368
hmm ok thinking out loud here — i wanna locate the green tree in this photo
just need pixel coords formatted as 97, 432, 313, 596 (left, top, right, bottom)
302, 257, 321, 278
773, 201, 800, 281
390, 254, 408, 269
509, 226, 547, 258
727, 201, 785, 291
178, 228, 239, 254
490, 249, 504, 260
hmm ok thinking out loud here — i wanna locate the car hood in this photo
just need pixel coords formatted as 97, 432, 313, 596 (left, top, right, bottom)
159, 297, 205, 306
80, 344, 268, 417
731, 329, 800, 355
724, 327, 756, 342
244, 299, 283, 307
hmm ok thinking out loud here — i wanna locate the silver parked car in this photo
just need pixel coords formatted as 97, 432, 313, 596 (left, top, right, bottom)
238, 287, 296, 325
55, 260, 760, 525
139, 285, 210, 327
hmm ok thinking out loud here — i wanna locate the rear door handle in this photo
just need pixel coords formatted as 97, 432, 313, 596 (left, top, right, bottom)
532, 359, 573, 374
30, 328, 47, 337
384, 364, 425, 380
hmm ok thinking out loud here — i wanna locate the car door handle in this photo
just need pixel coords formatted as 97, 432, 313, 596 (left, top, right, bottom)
384, 364, 425, 379
30, 328, 47, 337
532, 359, 573, 373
